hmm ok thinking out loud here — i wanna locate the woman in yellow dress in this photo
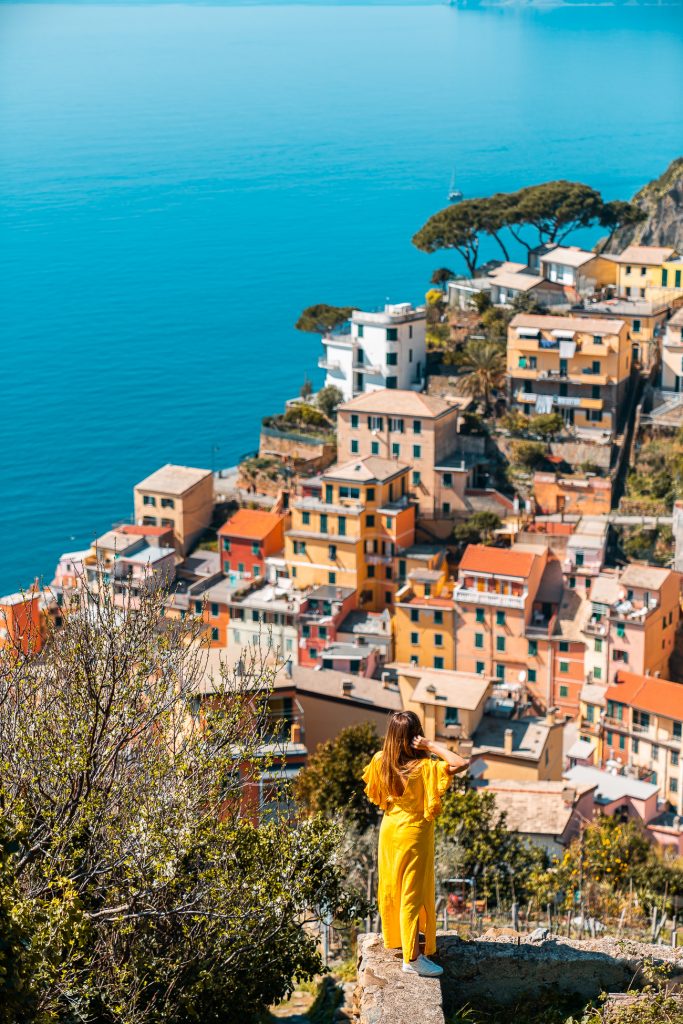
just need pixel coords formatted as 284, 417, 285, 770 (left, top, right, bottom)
362, 710, 470, 977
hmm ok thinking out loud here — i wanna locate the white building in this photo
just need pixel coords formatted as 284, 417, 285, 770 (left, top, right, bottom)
319, 303, 426, 401
227, 583, 304, 666
661, 307, 683, 393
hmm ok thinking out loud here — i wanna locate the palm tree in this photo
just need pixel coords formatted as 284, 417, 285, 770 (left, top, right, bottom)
456, 339, 506, 413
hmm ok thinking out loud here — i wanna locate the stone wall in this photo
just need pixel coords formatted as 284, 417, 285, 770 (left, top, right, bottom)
353, 932, 683, 1024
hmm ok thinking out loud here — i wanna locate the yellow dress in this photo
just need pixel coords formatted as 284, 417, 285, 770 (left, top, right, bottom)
362, 751, 452, 962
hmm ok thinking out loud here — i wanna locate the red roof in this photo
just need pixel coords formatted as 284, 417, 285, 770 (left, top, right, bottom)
608, 671, 683, 721
217, 509, 283, 542
120, 524, 172, 537
459, 545, 537, 579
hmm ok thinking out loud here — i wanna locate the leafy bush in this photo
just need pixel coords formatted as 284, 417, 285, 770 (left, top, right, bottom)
510, 440, 548, 470
453, 511, 502, 546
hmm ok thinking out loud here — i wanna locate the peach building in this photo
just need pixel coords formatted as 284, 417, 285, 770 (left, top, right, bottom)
452, 544, 559, 706
393, 552, 455, 671
285, 457, 415, 611
134, 464, 214, 556
533, 473, 612, 517
336, 389, 478, 518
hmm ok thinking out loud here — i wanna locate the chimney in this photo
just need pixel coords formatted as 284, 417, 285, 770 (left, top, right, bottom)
545, 707, 556, 726
459, 739, 473, 758
290, 722, 302, 744
561, 785, 576, 806
341, 679, 354, 696
503, 728, 514, 755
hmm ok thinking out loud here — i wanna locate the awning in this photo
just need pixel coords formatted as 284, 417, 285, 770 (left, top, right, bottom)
518, 327, 541, 338
559, 340, 577, 358
552, 329, 576, 339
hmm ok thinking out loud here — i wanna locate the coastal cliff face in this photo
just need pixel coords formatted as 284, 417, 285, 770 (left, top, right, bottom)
602, 157, 683, 253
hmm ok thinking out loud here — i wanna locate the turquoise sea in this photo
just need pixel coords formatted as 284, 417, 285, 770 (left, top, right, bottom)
1, 2, 682, 592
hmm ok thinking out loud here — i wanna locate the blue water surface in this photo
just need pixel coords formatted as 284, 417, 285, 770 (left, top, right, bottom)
1, 1, 682, 591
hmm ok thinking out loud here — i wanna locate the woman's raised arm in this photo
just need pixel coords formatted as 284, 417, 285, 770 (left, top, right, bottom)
412, 734, 470, 775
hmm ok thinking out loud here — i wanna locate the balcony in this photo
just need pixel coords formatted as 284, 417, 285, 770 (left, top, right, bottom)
515, 390, 538, 405
318, 356, 342, 372
353, 359, 381, 374
454, 587, 526, 610
526, 611, 556, 637
584, 618, 608, 638
366, 553, 392, 566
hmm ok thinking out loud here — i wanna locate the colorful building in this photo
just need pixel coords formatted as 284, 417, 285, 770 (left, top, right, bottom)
218, 508, 286, 580
533, 472, 612, 517
337, 389, 481, 519
508, 313, 632, 438
393, 553, 456, 671
285, 457, 415, 611
604, 245, 681, 303
0, 590, 43, 655
134, 464, 214, 556
296, 585, 357, 667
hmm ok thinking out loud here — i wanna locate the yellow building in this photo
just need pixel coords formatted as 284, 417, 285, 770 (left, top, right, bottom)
575, 297, 673, 373
285, 456, 415, 611
605, 245, 682, 304
508, 313, 632, 437
134, 464, 214, 555
392, 664, 492, 745
393, 553, 456, 670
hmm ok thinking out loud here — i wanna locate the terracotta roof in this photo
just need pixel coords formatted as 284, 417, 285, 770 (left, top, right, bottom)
388, 664, 491, 710
606, 245, 677, 266
459, 544, 538, 579
339, 390, 463, 418
484, 779, 594, 838
217, 509, 283, 542
607, 671, 683, 721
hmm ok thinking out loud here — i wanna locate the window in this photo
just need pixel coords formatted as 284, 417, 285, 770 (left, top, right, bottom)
251, 610, 260, 623
569, 576, 576, 589
386, 517, 392, 529
291, 567, 297, 578
528, 668, 537, 683
496, 664, 505, 681
142, 515, 157, 526
211, 602, 219, 618
386, 351, 398, 366
412, 471, 421, 486
496, 611, 505, 626
302, 624, 311, 639
366, 488, 375, 501
409, 609, 419, 625
161, 518, 173, 528
593, 335, 602, 345
595, 638, 602, 653
413, 445, 422, 459
476, 607, 485, 624
411, 632, 419, 645
674, 721, 682, 739
528, 639, 537, 656
652, 744, 659, 760
328, 571, 336, 584
223, 560, 230, 573
368, 416, 383, 431
625, 265, 632, 274
399, 559, 406, 579
476, 661, 485, 674
212, 628, 219, 641
672, 778, 679, 794
616, 623, 625, 638
593, 666, 602, 680
586, 704, 595, 723
328, 544, 337, 560
389, 417, 404, 433
496, 636, 505, 652
386, 327, 398, 341
371, 441, 379, 455
386, 377, 398, 389
366, 514, 375, 527
413, 420, 422, 434
592, 361, 600, 374
302, 511, 310, 525
560, 661, 569, 673
559, 685, 569, 698
632, 737, 638, 753
559, 641, 569, 653
424, 584, 431, 597
351, 413, 359, 429
434, 657, 444, 670
672, 751, 679, 767
367, 565, 375, 578
633, 319, 641, 333
392, 443, 400, 458
634, 709, 650, 729
338, 517, 346, 535
613, 649, 628, 664
434, 611, 443, 625
445, 707, 459, 725
251, 542, 260, 556
222, 538, 231, 552
662, 268, 669, 287
351, 439, 359, 454
442, 502, 451, 515
194, 601, 202, 615
442, 473, 453, 487
475, 633, 484, 649
293, 541, 306, 555
142, 494, 156, 506
434, 633, 443, 648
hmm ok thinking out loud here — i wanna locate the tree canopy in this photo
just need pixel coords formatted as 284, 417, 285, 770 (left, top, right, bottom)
0, 578, 353, 1023
294, 722, 382, 830
295, 304, 354, 335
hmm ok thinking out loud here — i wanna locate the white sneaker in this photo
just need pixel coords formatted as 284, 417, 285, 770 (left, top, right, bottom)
401, 955, 443, 977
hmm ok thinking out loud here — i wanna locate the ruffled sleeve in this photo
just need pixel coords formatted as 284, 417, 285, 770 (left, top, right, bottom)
362, 751, 388, 811
422, 758, 452, 821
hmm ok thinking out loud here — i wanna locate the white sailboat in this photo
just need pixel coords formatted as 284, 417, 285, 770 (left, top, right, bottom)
448, 168, 463, 203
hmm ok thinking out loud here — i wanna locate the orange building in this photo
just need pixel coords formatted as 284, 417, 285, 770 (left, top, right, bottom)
533, 472, 612, 517
218, 508, 287, 580
0, 590, 44, 655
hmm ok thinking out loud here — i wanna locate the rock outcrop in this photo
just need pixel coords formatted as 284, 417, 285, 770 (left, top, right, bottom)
354, 931, 683, 1024
601, 157, 683, 254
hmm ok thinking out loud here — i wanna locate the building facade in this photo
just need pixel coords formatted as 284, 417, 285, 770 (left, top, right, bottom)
134, 464, 214, 555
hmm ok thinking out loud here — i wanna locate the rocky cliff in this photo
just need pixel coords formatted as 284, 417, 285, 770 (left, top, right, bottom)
601, 157, 683, 254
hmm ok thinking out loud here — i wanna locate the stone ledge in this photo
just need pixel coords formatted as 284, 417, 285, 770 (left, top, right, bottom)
355, 932, 683, 1024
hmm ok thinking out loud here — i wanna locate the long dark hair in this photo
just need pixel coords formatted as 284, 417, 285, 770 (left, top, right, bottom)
380, 710, 427, 798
